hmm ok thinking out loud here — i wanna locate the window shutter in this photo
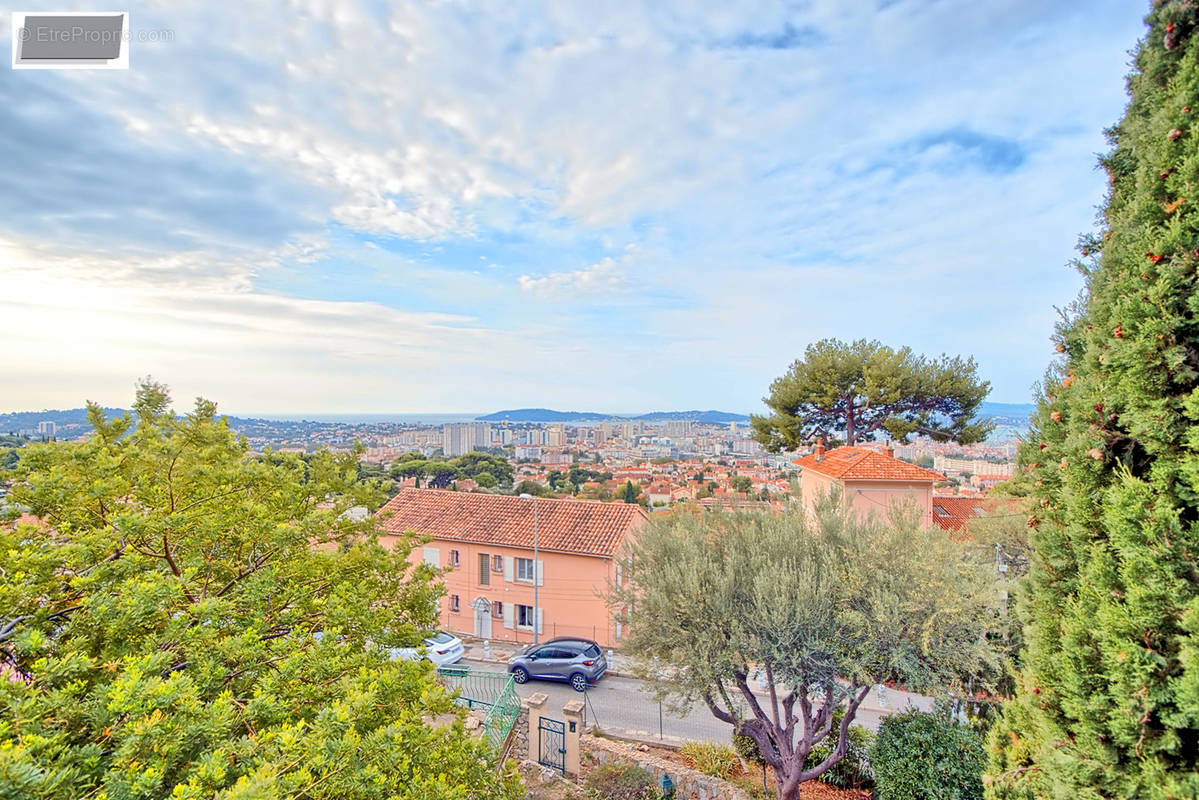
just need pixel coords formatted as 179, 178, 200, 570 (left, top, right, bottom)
535, 607, 543, 635
504, 602, 514, 629
535, 560, 544, 587
422, 546, 440, 566
503, 556, 514, 583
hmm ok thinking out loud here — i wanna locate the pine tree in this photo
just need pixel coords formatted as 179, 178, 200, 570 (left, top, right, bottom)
986, 4, 1199, 798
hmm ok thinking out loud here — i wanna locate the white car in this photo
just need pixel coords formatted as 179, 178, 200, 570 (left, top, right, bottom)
388, 630, 465, 667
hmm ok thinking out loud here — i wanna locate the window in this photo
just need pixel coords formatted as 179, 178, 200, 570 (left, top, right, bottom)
449, 549, 460, 567
493, 601, 503, 619
450, 595, 459, 612
515, 557, 535, 582
492, 554, 503, 572
516, 603, 535, 629
478, 552, 490, 586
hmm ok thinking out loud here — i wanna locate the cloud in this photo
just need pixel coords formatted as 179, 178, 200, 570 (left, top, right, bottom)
0, 0, 1148, 412
518, 255, 632, 300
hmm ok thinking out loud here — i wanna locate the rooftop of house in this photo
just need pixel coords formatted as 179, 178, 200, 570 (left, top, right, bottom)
930, 496, 1022, 533
793, 446, 946, 483
375, 487, 646, 557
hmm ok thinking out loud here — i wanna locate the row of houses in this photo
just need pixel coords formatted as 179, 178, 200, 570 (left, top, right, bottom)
378, 445, 1014, 647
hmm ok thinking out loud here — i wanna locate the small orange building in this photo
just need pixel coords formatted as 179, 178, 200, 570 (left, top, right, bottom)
793, 444, 946, 528
375, 488, 646, 648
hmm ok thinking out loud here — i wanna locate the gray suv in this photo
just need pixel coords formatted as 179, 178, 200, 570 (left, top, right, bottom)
508, 637, 607, 692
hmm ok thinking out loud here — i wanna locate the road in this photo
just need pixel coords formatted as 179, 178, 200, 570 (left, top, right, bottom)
461, 657, 932, 744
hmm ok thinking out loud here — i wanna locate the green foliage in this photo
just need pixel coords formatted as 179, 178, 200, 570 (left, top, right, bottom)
583, 762, 657, 800
750, 337, 992, 449
871, 709, 985, 800
802, 709, 874, 789
732, 732, 763, 765
0, 382, 522, 800
619, 480, 642, 505
679, 741, 739, 779
986, 6, 1199, 799
729, 475, 753, 494
615, 496, 996, 800
512, 479, 552, 497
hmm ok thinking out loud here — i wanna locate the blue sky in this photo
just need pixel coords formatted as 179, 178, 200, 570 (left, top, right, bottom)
0, 1, 1147, 415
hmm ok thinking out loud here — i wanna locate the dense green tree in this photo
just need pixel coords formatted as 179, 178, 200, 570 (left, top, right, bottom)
615, 497, 995, 800
986, 7, 1199, 798
511, 480, 552, 498
0, 383, 521, 800
730, 475, 754, 494
619, 480, 643, 505
449, 452, 513, 486
751, 338, 992, 449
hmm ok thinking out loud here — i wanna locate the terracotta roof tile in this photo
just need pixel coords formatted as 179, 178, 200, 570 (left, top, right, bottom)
375, 488, 646, 557
931, 497, 1021, 533
793, 446, 946, 482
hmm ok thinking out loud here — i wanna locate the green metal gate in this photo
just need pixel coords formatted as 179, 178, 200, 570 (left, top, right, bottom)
538, 716, 566, 774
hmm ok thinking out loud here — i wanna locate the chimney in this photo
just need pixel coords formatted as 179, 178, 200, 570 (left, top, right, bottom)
884, 444, 895, 459
814, 442, 826, 461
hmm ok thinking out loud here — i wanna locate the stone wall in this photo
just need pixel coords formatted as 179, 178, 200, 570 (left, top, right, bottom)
510, 702, 530, 761
582, 734, 751, 800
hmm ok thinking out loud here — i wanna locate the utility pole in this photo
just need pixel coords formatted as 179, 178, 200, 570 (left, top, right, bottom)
521, 493, 541, 645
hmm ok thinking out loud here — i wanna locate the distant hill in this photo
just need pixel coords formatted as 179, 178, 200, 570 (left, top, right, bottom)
0, 407, 127, 431
476, 408, 753, 423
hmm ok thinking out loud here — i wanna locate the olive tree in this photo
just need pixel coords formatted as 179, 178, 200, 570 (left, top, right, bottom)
615, 496, 996, 800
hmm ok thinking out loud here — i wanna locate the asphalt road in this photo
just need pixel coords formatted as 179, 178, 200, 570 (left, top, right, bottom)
461, 657, 932, 744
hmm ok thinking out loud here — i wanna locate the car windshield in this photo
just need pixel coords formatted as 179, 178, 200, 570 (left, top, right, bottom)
584, 644, 601, 658
428, 632, 455, 644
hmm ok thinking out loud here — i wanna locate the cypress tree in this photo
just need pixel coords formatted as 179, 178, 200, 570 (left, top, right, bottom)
986, 3, 1199, 798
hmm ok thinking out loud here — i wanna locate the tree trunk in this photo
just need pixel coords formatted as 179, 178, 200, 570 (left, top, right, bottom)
844, 394, 856, 445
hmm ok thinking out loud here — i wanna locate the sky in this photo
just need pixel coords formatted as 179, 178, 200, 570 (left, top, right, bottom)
0, 1, 1149, 416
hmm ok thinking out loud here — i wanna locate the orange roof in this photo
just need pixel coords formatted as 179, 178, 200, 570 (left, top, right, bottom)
793, 446, 946, 482
375, 488, 646, 558
931, 497, 1021, 533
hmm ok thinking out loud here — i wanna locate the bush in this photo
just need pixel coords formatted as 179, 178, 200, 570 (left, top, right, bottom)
732, 732, 763, 765
679, 740, 740, 779
802, 709, 875, 789
584, 762, 658, 800
870, 709, 985, 800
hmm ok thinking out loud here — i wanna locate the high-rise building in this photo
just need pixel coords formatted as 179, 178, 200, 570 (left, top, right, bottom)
442, 423, 490, 456
36, 421, 56, 437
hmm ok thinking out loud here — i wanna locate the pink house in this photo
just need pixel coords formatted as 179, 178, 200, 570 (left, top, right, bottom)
793, 445, 946, 528
375, 488, 646, 648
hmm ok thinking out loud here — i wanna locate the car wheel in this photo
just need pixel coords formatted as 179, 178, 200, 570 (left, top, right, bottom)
512, 667, 529, 684
570, 673, 587, 692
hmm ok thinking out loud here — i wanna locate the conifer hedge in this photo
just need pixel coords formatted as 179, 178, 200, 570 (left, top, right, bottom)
986, 3, 1199, 798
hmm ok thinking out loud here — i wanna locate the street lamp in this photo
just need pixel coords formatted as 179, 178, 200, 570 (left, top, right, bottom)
519, 492, 540, 644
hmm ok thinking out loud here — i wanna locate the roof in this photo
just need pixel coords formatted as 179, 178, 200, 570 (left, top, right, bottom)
375, 488, 646, 558
793, 446, 946, 483
931, 497, 1022, 533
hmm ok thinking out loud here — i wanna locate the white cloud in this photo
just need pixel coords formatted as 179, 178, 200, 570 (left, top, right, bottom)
518, 255, 632, 300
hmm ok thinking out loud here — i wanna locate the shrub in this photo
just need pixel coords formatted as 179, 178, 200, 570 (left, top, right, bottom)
870, 709, 985, 800
584, 762, 658, 800
679, 740, 740, 779
801, 709, 875, 789
732, 732, 763, 765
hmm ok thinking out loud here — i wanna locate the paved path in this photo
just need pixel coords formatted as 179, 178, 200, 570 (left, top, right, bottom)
461, 657, 933, 744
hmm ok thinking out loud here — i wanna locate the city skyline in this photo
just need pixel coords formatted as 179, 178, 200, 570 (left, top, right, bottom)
1, 1, 1145, 413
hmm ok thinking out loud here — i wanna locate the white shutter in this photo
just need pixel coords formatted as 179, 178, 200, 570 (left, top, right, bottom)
504, 603, 514, 629
504, 556, 514, 583
535, 607, 543, 635
422, 546, 440, 566
535, 560, 544, 587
